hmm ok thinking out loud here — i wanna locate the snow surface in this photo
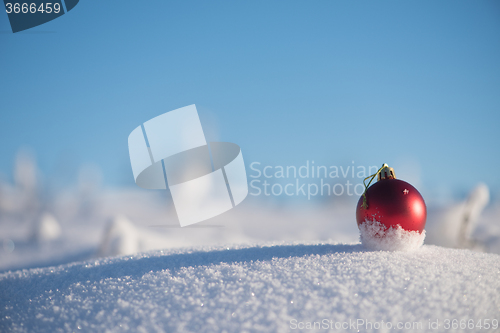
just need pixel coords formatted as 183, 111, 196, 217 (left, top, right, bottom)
1, 243, 499, 332
359, 220, 426, 251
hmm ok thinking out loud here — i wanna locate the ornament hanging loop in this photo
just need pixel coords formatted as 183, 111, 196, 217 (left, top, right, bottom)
378, 165, 396, 181
361, 163, 395, 209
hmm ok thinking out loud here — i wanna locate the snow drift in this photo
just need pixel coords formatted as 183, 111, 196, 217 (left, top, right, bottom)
1, 242, 499, 332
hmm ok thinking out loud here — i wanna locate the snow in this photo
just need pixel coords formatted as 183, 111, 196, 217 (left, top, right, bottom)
1, 243, 499, 332
98, 215, 141, 257
30, 212, 62, 243
1, 153, 500, 331
425, 184, 491, 250
359, 220, 426, 251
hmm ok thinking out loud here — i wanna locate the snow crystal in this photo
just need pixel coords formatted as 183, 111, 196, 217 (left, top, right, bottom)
359, 219, 426, 251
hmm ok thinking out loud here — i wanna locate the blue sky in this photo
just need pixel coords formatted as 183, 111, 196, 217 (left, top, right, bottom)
0, 1, 499, 201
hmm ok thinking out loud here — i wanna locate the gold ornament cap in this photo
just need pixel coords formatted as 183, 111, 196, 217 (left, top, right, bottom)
377, 163, 396, 181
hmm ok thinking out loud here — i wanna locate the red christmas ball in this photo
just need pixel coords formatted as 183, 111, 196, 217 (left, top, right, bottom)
356, 176, 427, 233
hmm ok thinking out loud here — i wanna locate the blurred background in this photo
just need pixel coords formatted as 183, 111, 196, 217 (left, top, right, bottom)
0, 1, 499, 271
